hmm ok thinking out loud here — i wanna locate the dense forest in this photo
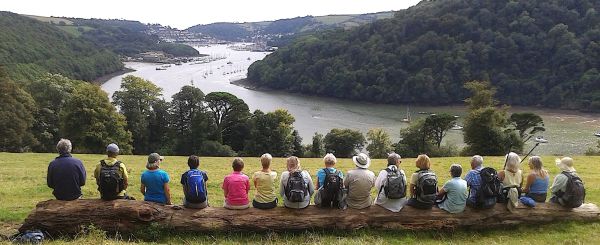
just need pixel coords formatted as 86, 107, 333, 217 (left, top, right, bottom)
0, 12, 123, 81
248, 0, 600, 112
187, 12, 393, 43
70, 18, 200, 57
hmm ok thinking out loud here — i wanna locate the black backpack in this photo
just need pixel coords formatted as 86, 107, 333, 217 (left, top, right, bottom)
98, 160, 124, 200
285, 171, 307, 202
415, 170, 437, 204
321, 168, 343, 202
560, 172, 585, 208
382, 168, 406, 199
477, 167, 502, 206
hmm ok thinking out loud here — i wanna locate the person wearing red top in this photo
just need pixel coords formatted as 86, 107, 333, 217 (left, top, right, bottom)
222, 157, 251, 209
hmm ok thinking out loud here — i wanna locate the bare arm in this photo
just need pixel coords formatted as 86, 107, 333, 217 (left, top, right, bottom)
523, 174, 536, 193
140, 183, 145, 195
498, 171, 505, 182
409, 184, 416, 197
164, 183, 171, 205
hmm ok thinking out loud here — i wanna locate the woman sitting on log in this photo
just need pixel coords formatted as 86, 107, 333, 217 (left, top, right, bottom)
498, 152, 523, 212
222, 158, 250, 210
252, 153, 278, 209
140, 153, 172, 205
280, 156, 314, 209
406, 154, 438, 209
523, 156, 549, 203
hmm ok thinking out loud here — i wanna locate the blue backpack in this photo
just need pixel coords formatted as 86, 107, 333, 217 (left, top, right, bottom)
184, 169, 207, 203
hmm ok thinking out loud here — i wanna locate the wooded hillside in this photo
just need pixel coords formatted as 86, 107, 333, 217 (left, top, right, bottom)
247, 0, 600, 112
0, 12, 123, 81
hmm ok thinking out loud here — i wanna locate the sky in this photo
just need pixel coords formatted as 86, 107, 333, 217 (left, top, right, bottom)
2, 0, 422, 29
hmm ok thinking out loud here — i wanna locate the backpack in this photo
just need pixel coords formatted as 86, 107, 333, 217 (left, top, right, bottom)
560, 172, 585, 208
476, 167, 502, 206
382, 168, 406, 199
184, 169, 207, 203
415, 170, 437, 204
321, 168, 343, 202
285, 171, 307, 202
98, 160, 124, 200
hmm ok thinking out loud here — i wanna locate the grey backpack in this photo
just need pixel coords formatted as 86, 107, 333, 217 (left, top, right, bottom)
382, 168, 406, 199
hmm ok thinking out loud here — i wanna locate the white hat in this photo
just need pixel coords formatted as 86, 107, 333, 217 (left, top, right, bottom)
556, 157, 576, 172
352, 153, 371, 169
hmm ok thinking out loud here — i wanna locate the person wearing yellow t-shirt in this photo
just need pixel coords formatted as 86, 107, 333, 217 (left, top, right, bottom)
252, 153, 278, 209
94, 143, 133, 200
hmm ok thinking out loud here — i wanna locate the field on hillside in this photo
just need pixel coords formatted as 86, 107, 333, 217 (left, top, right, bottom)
1, 153, 599, 244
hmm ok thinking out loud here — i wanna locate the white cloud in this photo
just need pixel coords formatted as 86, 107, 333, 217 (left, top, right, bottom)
1, 0, 421, 29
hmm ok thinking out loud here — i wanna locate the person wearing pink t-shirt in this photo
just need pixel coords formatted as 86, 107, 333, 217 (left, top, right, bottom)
222, 157, 250, 209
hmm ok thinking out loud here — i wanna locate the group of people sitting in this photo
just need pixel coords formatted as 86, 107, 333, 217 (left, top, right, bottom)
47, 138, 586, 212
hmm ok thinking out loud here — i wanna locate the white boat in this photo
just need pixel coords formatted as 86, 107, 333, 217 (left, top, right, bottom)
595, 132, 600, 137
402, 106, 411, 123
451, 124, 463, 130
156, 67, 167, 70
534, 136, 548, 143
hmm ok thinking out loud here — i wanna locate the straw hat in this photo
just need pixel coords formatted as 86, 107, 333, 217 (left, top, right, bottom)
555, 157, 576, 172
352, 153, 371, 169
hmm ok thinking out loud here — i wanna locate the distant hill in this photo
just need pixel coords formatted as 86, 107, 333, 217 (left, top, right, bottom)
0, 12, 123, 81
186, 12, 395, 44
248, 0, 600, 112
27, 15, 200, 57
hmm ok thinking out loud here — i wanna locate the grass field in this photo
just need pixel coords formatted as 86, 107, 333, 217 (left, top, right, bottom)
1, 153, 599, 244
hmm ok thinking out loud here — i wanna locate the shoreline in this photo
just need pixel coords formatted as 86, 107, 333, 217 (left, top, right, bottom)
229, 78, 273, 91
92, 67, 135, 85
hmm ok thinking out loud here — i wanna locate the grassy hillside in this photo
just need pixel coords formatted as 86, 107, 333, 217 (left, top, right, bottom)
248, 0, 600, 112
0, 12, 123, 81
1, 153, 599, 243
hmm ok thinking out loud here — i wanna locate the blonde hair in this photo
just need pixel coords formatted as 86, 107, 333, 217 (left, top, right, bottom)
415, 154, 431, 170
323, 153, 337, 166
260, 153, 272, 168
287, 156, 300, 172
504, 152, 521, 173
529, 156, 548, 178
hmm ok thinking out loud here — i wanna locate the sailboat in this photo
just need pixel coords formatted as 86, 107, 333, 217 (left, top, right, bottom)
402, 106, 411, 123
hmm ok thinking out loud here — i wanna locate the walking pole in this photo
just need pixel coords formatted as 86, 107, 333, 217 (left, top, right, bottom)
520, 142, 541, 164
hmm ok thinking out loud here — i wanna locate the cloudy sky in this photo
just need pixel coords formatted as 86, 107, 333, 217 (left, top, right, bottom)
2, 0, 422, 29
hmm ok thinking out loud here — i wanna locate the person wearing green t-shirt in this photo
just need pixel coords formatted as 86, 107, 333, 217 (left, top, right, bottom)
252, 153, 278, 209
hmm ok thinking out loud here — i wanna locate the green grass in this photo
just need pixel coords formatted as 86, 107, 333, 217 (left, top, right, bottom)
23, 15, 74, 25
1, 153, 599, 244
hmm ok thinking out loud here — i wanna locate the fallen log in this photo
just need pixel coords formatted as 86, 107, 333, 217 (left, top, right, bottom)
19, 199, 600, 236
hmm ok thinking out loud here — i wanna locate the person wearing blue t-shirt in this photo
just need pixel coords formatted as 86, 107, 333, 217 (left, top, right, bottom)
141, 153, 171, 205
314, 153, 344, 208
437, 164, 468, 213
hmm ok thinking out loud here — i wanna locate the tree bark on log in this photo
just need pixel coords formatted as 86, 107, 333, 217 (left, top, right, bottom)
19, 199, 600, 236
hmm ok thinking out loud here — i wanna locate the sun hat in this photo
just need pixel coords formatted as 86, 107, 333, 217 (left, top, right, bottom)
555, 157, 576, 172
106, 143, 119, 153
148, 153, 161, 164
352, 153, 371, 169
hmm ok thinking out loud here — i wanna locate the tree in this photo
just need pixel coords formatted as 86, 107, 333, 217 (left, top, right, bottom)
205, 92, 251, 151
24, 74, 81, 152
509, 112, 545, 143
112, 75, 162, 154
323, 129, 366, 158
170, 86, 206, 155
0, 68, 36, 152
424, 113, 457, 148
61, 83, 132, 154
310, 133, 325, 157
291, 130, 304, 157
394, 120, 433, 158
366, 128, 392, 159
147, 99, 173, 154
244, 109, 296, 157
462, 81, 522, 155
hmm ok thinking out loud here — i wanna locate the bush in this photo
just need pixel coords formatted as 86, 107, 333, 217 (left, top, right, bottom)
198, 141, 236, 157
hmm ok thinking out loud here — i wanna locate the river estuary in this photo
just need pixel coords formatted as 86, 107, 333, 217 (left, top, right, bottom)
102, 44, 600, 155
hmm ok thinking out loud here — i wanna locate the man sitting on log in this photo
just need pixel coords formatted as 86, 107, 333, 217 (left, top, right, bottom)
464, 155, 498, 209
94, 143, 133, 200
47, 139, 86, 201
344, 153, 375, 209
436, 164, 468, 213
550, 157, 585, 208
181, 155, 209, 209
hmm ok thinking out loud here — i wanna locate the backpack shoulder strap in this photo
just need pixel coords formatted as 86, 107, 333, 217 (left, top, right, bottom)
100, 160, 107, 167
113, 161, 121, 168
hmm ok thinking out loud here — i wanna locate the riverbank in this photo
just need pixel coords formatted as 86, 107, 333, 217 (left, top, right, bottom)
229, 78, 271, 91
92, 67, 135, 85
